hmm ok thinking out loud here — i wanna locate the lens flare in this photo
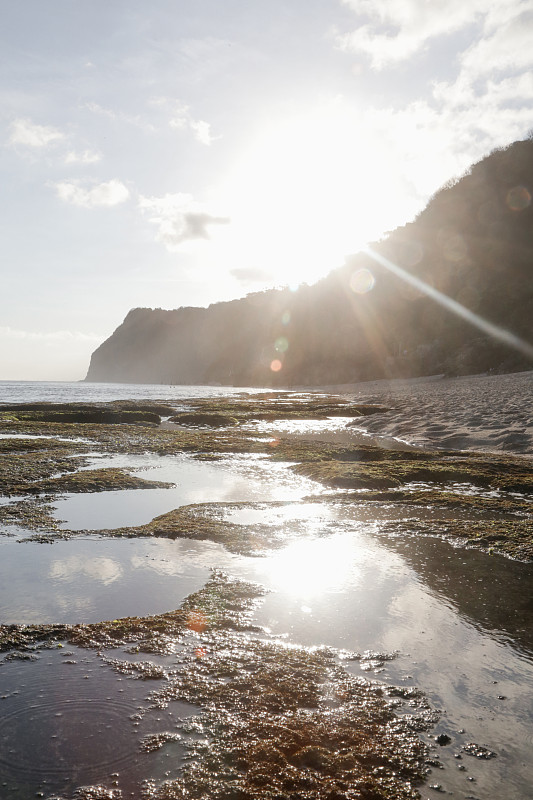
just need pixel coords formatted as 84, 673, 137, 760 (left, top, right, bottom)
364, 246, 533, 360
506, 185, 531, 211
350, 268, 375, 294
281, 310, 291, 325
270, 359, 282, 372
275, 336, 289, 353
187, 610, 207, 633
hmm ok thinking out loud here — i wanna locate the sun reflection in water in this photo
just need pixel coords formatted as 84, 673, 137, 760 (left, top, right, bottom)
261, 535, 359, 601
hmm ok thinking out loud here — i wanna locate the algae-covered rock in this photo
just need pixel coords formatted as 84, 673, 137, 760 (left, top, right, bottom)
24, 467, 173, 494
168, 412, 238, 427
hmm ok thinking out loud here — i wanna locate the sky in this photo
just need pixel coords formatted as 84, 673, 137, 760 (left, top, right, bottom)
1, 0, 532, 381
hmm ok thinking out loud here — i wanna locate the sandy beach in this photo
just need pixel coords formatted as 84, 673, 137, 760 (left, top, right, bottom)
318, 370, 533, 456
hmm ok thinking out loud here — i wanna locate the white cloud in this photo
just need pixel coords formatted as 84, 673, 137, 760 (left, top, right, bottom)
167, 102, 218, 145
189, 118, 215, 146
337, 0, 533, 87
9, 117, 65, 148
334, 0, 533, 195
337, 0, 517, 68
64, 149, 102, 165
54, 179, 130, 208
138, 192, 230, 250
0, 326, 102, 343
460, 8, 533, 78
352, 74, 533, 201
84, 102, 155, 132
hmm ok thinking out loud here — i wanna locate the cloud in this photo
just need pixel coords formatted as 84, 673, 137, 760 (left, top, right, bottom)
354, 94, 529, 199
9, 117, 65, 147
8, 119, 102, 168
84, 102, 155, 132
230, 268, 274, 284
169, 104, 217, 145
53, 179, 130, 208
188, 118, 215, 146
0, 327, 102, 343
460, 7, 533, 78
64, 149, 102, 165
338, 0, 497, 68
151, 97, 218, 145
334, 0, 533, 195
138, 193, 230, 250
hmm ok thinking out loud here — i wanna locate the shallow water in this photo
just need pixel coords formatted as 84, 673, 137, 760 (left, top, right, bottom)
1, 382, 533, 798
236, 515, 533, 799
0, 646, 197, 799
53, 452, 322, 530
0, 536, 237, 624
2, 506, 533, 797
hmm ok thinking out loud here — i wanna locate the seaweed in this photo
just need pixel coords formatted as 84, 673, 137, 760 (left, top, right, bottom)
1, 398, 531, 561
22, 467, 172, 495
2, 573, 435, 800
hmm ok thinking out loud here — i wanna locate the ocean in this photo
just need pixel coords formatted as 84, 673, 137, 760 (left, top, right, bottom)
0, 380, 267, 405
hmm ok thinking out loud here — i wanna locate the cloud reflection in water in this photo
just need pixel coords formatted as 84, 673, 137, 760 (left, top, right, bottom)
49, 555, 123, 586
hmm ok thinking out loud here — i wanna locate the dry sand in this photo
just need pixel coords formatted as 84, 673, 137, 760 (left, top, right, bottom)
322, 370, 533, 456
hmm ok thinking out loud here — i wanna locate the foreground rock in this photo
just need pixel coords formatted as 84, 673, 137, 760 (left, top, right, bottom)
1, 572, 435, 800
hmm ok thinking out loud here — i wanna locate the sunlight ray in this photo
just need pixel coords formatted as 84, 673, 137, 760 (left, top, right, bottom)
364, 246, 533, 360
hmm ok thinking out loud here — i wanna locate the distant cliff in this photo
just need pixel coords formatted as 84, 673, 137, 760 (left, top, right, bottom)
86, 138, 533, 386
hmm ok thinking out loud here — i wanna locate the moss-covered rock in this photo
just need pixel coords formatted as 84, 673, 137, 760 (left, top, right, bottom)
1, 572, 434, 800
23, 467, 172, 495
168, 412, 238, 427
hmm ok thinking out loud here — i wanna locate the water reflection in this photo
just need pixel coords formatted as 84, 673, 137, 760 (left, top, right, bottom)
236, 519, 533, 799
0, 537, 237, 624
243, 523, 409, 650
379, 530, 533, 657
49, 555, 123, 585
260, 535, 362, 600
2, 485, 533, 797
54, 453, 322, 530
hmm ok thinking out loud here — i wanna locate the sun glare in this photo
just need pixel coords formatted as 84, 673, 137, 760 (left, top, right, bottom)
210, 102, 410, 289
261, 535, 359, 601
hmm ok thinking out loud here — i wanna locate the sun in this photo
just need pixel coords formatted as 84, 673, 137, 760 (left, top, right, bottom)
208, 100, 410, 290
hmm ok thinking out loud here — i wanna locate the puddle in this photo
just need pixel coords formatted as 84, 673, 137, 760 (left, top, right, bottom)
231, 520, 533, 800
0, 537, 238, 624
245, 417, 353, 434
243, 416, 419, 451
2, 460, 533, 797
54, 453, 322, 530
0, 646, 197, 799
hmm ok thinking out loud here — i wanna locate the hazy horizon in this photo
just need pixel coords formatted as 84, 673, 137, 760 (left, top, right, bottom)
2, 0, 533, 381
